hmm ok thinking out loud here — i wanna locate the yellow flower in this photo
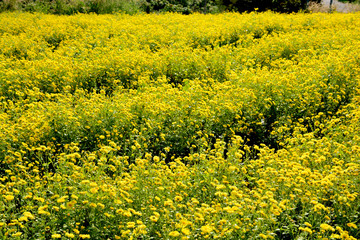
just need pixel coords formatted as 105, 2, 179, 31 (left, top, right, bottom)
67, 200, 77, 208
320, 223, 335, 232
34, 197, 45, 202
18, 216, 28, 222
90, 187, 98, 194
299, 227, 312, 234
4, 195, 14, 201
150, 216, 158, 222
65, 232, 75, 238
51, 234, 62, 238
12, 232, 22, 237
79, 234, 91, 239
347, 222, 357, 229
330, 234, 342, 239
201, 225, 213, 234
304, 222, 312, 228
97, 203, 105, 209
164, 199, 173, 207
23, 212, 35, 220
169, 231, 180, 237
181, 228, 190, 235
38, 205, 50, 216
127, 222, 136, 228
259, 233, 267, 239
174, 196, 183, 202
71, 194, 78, 200
57, 196, 67, 203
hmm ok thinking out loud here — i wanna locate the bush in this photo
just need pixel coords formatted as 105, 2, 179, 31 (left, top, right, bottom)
0, 0, 143, 14
141, 0, 219, 13
141, 0, 322, 13
218, 0, 321, 12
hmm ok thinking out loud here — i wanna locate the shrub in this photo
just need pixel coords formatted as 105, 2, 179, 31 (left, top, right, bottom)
0, 0, 143, 14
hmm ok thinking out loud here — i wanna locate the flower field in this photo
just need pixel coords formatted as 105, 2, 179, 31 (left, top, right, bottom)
0, 11, 360, 239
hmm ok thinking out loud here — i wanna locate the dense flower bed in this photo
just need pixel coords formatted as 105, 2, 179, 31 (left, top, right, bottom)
0, 12, 359, 239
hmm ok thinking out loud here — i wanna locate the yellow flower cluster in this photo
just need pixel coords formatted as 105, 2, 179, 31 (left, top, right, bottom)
0, 11, 359, 239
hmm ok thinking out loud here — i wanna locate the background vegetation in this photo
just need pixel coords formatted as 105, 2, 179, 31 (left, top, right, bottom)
0, 0, 325, 14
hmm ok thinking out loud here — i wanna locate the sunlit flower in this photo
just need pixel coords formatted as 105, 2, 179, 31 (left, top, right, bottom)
79, 234, 91, 239
320, 223, 335, 232
347, 223, 357, 229
181, 228, 191, 235
169, 231, 180, 237
201, 225, 213, 234
4, 195, 14, 201
65, 232, 75, 238
12, 232, 22, 237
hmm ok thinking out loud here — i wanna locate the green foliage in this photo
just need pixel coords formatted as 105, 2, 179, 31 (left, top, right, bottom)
141, 0, 221, 13
141, 0, 322, 13
0, 0, 321, 14
0, 0, 143, 14
219, 0, 320, 12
